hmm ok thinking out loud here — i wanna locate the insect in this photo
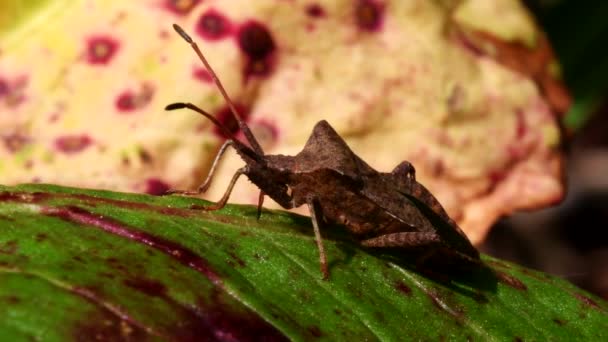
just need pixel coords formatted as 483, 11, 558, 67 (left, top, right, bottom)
166, 24, 480, 279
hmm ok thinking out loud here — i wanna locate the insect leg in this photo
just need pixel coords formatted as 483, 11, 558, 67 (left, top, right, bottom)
306, 196, 329, 280
256, 191, 265, 220
256, 187, 295, 220
166, 140, 234, 195
201, 166, 248, 211
360, 232, 440, 248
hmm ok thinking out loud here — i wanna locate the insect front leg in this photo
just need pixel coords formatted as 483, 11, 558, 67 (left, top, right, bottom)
200, 166, 248, 211
166, 140, 234, 195
255, 183, 294, 219
306, 196, 329, 280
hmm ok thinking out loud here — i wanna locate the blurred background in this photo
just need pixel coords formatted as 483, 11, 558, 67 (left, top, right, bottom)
1, 0, 607, 300
483, 0, 608, 299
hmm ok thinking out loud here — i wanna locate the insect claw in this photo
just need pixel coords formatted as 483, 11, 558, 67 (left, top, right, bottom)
256, 191, 265, 221
321, 265, 329, 281
172, 24, 193, 43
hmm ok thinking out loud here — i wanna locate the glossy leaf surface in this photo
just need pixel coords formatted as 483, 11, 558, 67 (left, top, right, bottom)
0, 184, 607, 341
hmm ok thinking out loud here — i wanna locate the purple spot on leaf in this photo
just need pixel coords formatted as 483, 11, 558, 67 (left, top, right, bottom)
55, 135, 92, 154
123, 277, 167, 297
394, 281, 412, 296
115, 91, 137, 111
306, 4, 326, 18
244, 56, 275, 79
237, 21, 277, 80
0, 78, 8, 97
86, 36, 120, 65
138, 148, 153, 164
2, 133, 30, 153
237, 21, 276, 60
515, 109, 527, 138
307, 326, 323, 338
0, 75, 28, 107
0, 240, 18, 255
355, 0, 384, 32
114, 84, 154, 113
193, 67, 213, 83
214, 104, 250, 139
196, 9, 233, 41
145, 178, 170, 195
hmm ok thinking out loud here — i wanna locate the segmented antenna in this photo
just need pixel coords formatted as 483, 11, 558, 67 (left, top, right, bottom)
165, 102, 261, 161
171, 24, 264, 155
165, 102, 235, 140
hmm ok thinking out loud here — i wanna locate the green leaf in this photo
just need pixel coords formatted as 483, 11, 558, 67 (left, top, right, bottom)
0, 184, 606, 341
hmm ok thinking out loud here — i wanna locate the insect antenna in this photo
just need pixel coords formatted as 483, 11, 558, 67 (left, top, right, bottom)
171, 23, 265, 156
165, 102, 261, 162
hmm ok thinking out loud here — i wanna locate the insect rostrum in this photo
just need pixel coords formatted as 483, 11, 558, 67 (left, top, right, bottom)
166, 24, 480, 280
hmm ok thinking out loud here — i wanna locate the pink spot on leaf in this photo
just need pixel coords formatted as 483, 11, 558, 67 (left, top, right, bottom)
196, 9, 233, 41
163, 0, 201, 16
0, 78, 8, 97
214, 104, 250, 139
0, 75, 28, 107
115, 84, 155, 113
86, 36, 120, 65
489, 170, 507, 185
515, 109, 527, 138
193, 68, 213, 83
355, 0, 384, 32
305, 22, 317, 32
2, 133, 30, 153
237, 21, 277, 79
237, 21, 276, 60
116, 91, 137, 112
507, 145, 526, 160
159, 29, 170, 40
145, 178, 170, 195
55, 135, 92, 154
306, 4, 326, 18
244, 56, 275, 79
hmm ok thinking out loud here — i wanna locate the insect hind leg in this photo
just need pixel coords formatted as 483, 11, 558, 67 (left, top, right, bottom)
360, 232, 440, 248
306, 196, 329, 280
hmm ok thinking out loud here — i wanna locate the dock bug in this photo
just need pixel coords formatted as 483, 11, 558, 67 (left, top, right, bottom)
166, 24, 480, 279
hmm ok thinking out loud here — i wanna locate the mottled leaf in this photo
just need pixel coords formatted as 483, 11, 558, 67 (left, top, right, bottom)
0, 184, 606, 341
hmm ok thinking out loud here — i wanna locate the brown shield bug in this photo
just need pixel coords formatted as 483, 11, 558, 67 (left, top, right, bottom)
166, 24, 480, 279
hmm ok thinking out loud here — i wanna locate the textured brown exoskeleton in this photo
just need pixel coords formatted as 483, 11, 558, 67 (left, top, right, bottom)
166, 24, 480, 279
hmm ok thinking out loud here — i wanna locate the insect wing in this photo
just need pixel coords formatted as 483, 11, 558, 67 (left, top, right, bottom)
396, 187, 479, 259
359, 175, 437, 233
